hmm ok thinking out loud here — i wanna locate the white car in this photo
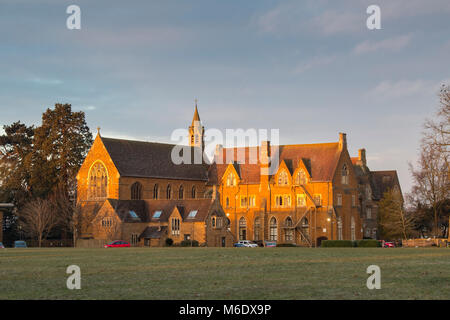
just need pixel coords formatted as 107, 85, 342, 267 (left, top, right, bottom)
234, 240, 258, 248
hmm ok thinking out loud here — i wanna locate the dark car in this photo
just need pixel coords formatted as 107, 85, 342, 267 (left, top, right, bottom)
104, 240, 130, 248
14, 241, 27, 248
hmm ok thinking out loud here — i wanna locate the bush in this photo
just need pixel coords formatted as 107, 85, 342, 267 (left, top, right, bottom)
355, 240, 379, 247
180, 240, 199, 247
165, 238, 174, 246
276, 243, 297, 247
321, 240, 354, 247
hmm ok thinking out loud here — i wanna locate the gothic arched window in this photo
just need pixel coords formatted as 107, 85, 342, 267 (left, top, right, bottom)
295, 170, 307, 185
131, 182, 142, 200
239, 217, 247, 240
89, 162, 108, 199
179, 185, 184, 199
269, 217, 278, 241
153, 184, 159, 199
278, 170, 288, 185
167, 184, 172, 199
341, 164, 349, 185
191, 186, 196, 199
254, 217, 261, 241
285, 217, 294, 241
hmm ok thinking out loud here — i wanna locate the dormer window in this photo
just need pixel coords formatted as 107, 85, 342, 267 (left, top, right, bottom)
278, 170, 288, 185
295, 170, 307, 185
341, 164, 349, 185
226, 173, 236, 187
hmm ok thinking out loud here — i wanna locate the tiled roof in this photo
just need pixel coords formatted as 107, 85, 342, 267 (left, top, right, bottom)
208, 142, 341, 184
370, 170, 401, 200
145, 199, 214, 222
139, 226, 167, 239
107, 199, 147, 222
101, 137, 208, 181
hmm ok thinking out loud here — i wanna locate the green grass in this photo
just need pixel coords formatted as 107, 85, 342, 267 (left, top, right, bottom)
1, 247, 450, 300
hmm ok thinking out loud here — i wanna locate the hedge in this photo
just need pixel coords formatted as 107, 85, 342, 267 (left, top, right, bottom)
276, 243, 297, 247
321, 240, 381, 247
180, 240, 199, 247
321, 240, 354, 247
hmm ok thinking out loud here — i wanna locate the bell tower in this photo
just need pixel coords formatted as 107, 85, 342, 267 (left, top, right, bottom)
188, 99, 204, 150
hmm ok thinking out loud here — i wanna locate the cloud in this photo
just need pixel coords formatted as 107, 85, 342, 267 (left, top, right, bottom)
293, 55, 336, 74
310, 10, 362, 36
81, 105, 97, 111
367, 79, 436, 99
27, 77, 62, 85
353, 34, 412, 55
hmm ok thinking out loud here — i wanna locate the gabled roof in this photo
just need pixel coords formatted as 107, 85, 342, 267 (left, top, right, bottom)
107, 199, 147, 222
146, 199, 214, 222
208, 142, 341, 184
139, 226, 167, 239
370, 170, 402, 200
101, 137, 208, 181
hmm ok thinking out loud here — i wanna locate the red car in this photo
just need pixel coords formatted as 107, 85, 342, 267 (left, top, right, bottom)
104, 240, 130, 248
383, 241, 395, 248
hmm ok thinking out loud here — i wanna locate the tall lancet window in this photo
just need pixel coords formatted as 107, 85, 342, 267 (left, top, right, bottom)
89, 162, 108, 199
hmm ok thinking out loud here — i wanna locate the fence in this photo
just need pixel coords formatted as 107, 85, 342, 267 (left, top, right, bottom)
75, 239, 107, 248
26, 239, 74, 247
402, 238, 448, 248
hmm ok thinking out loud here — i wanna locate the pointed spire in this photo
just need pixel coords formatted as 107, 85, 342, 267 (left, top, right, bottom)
97, 126, 101, 136
192, 98, 200, 126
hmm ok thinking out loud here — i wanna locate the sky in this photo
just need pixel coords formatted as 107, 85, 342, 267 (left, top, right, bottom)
1, 0, 449, 194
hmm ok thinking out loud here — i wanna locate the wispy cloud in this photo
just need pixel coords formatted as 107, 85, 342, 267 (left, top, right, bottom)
293, 55, 336, 74
367, 79, 436, 99
353, 34, 413, 55
27, 77, 62, 85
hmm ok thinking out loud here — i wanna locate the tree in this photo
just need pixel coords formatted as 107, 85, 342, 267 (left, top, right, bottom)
409, 85, 450, 237
378, 189, 412, 240
18, 198, 58, 247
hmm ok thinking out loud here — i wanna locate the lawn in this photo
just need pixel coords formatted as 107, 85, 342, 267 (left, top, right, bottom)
1, 247, 450, 300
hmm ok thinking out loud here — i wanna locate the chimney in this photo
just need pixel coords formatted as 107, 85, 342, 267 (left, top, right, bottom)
214, 144, 223, 163
339, 133, 347, 151
358, 148, 366, 166
260, 141, 270, 165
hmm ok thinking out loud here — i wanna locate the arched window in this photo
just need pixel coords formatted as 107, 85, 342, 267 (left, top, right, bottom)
191, 186, 196, 199
153, 184, 159, 199
254, 217, 261, 241
269, 217, 278, 241
226, 173, 236, 186
178, 185, 184, 199
131, 182, 142, 200
278, 170, 288, 185
239, 217, 247, 240
351, 216, 356, 241
285, 217, 294, 242
341, 164, 349, 184
89, 162, 108, 199
295, 170, 307, 185
337, 217, 343, 240
166, 184, 172, 199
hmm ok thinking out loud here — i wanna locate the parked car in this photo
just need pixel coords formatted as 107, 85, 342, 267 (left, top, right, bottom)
14, 240, 27, 248
104, 240, 130, 248
234, 240, 258, 248
383, 241, 395, 248
0, 242, 5, 249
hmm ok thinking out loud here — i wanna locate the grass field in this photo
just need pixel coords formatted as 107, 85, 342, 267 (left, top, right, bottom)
1, 247, 450, 300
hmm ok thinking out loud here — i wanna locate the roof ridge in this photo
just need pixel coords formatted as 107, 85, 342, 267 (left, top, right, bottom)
101, 136, 177, 147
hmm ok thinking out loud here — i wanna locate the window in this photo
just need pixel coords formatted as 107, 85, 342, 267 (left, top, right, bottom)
337, 194, 342, 206
211, 216, 216, 228
239, 217, 247, 240
275, 195, 291, 208
89, 162, 108, 199
129, 210, 139, 220
188, 210, 198, 218
240, 196, 247, 208
178, 185, 184, 199
269, 217, 278, 241
191, 186, 196, 198
131, 182, 142, 200
153, 211, 162, 219
166, 185, 172, 199
351, 216, 355, 241
131, 233, 139, 246
101, 217, 113, 228
226, 197, 230, 208
313, 194, 322, 206
341, 164, 349, 185
254, 217, 261, 241
171, 218, 180, 236
352, 194, 356, 207
226, 173, 236, 187
366, 207, 372, 219
278, 170, 288, 185
248, 196, 256, 207
366, 185, 371, 200
337, 217, 343, 240
297, 194, 306, 207
295, 170, 307, 185
153, 184, 159, 199
284, 217, 294, 242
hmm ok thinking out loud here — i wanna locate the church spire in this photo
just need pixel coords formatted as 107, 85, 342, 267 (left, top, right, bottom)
192, 98, 200, 126
189, 98, 204, 149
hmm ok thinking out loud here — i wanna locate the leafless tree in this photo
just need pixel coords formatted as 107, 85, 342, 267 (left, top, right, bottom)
378, 189, 413, 240
18, 198, 57, 247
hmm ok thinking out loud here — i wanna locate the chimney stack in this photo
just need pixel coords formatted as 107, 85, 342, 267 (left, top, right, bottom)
214, 144, 223, 163
358, 148, 366, 166
339, 133, 347, 151
260, 141, 270, 165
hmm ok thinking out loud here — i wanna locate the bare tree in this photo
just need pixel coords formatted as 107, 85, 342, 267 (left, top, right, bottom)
378, 189, 413, 240
18, 198, 57, 247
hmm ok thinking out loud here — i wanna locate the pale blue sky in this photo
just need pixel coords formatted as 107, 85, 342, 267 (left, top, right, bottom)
1, 0, 449, 193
